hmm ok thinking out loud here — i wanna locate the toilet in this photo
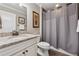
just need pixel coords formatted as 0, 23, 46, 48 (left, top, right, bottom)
37, 38, 74, 56
37, 42, 50, 56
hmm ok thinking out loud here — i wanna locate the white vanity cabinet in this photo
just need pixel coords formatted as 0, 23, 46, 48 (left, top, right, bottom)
0, 36, 40, 56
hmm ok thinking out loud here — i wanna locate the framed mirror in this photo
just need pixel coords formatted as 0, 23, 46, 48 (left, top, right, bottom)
0, 3, 27, 33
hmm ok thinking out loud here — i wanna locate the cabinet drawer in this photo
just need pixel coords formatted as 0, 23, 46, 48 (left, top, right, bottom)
0, 37, 37, 56
13, 44, 37, 56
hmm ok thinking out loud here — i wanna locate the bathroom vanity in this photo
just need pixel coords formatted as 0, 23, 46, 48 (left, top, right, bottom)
0, 34, 40, 56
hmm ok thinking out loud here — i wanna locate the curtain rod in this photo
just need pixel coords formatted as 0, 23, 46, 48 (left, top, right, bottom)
42, 8, 47, 12
66, 3, 72, 6
51, 6, 62, 11
51, 3, 73, 11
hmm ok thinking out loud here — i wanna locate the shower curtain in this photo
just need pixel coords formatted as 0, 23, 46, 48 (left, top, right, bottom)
66, 4, 78, 54
42, 10, 46, 41
42, 4, 78, 55
55, 5, 68, 50
42, 10, 51, 43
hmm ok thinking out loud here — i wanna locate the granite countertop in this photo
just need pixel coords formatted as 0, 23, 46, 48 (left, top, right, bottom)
0, 34, 40, 49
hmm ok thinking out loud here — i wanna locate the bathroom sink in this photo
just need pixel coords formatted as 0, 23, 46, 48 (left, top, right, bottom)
8, 36, 18, 39
19, 34, 32, 37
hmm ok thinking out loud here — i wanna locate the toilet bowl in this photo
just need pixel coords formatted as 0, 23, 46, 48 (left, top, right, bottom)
37, 42, 50, 56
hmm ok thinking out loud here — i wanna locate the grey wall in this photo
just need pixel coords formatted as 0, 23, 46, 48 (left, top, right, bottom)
24, 3, 40, 34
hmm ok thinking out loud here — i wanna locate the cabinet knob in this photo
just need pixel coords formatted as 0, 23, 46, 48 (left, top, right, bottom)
26, 50, 28, 52
22, 52, 25, 54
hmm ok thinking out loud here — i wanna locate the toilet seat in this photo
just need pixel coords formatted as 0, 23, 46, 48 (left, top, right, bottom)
37, 42, 50, 50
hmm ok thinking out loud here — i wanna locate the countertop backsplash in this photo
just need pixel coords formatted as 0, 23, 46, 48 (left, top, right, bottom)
0, 32, 12, 37
0, 31, 25, 37
0, 31, 39, 37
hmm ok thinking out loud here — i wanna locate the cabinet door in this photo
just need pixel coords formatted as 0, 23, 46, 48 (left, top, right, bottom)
13, 44, 37, 56
13, 50, 25, 56
25, 44, 37, 56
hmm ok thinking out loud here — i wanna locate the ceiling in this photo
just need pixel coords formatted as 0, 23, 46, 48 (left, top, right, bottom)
36, 3, 65, 10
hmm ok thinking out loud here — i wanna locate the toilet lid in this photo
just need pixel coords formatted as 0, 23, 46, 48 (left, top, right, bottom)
37, 42, 50, 47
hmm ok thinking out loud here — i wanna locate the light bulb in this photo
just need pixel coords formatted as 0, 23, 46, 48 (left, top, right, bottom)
19, 3, 23, 7
56, 4, 59, 8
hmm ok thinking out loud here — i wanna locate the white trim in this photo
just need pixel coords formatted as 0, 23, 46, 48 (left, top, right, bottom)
39, 5, 42, 41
